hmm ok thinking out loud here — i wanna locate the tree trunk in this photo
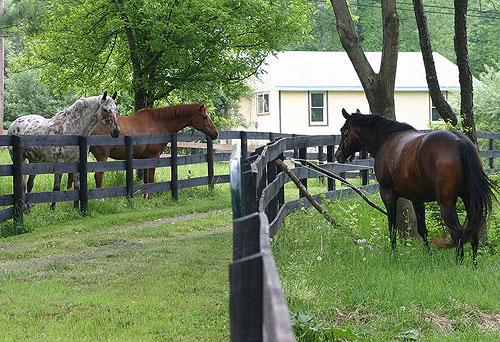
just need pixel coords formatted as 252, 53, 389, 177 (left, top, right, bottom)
412, 0, 458, 126
330, 0, 417, 236
454, 0, 476, 144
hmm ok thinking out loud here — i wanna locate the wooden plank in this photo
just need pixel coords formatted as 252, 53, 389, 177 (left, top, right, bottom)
0, 207, 14, 223
480, 150, 500, 158
229, 254, 263, 342
88, 160, 126, 173
477, 131, 500, 140
0, 135, 11, 146
19, 135, 79, 146
26, 189, 79, 204
88, 186, 128, 200
22, 162, 79, 175
0, 164, 12, 177
0, 194, 13, 206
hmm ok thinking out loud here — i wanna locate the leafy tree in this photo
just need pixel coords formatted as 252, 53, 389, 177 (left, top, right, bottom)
12, 0, 312, 113
474, 64, 500, 133
3, 69, 77, 128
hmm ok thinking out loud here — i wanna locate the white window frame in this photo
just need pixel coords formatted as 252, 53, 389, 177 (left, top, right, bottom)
256, 93, 270, 116
430, 92, 448, 123
309, 91, 328, 126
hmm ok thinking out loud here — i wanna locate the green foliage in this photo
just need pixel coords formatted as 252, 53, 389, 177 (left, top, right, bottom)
474, 64, 500, 134
12, 0, 312, 108
3, 69, 77, 129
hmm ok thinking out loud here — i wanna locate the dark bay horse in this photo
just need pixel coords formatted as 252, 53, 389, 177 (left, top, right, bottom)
8, 92, 120, 210
335, 109, 497, 262
68, 104, 218, 198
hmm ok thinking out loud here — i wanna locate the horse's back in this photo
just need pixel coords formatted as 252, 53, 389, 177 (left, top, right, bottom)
376, 129, 470, 201
8, 115, 49, 135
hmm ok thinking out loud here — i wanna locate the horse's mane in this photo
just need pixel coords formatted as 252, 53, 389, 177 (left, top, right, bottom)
350, 114, 416, 134
135, 104, 202, 120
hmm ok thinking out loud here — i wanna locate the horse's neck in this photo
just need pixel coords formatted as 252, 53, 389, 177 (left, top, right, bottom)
142, 107, 192, 133
360, 127, 394, 158
52, 97, 100, 135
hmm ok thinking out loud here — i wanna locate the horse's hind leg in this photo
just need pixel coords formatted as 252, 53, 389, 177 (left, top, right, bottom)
50, 173, 62, 210
27, 174, 36, 193
380, 188, 398, 250
412, 201, 430, 250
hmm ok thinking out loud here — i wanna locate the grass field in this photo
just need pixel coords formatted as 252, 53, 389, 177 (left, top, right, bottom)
273, 193, 500, 341
1, 147, 499, 341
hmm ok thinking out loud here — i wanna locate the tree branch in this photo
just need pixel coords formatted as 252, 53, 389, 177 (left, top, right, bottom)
412, 0, 458, 126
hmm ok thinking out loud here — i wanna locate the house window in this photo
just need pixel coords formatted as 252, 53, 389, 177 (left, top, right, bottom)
256, 93, 269, 115
430, 92, 447, 122
309, 92, 327, 125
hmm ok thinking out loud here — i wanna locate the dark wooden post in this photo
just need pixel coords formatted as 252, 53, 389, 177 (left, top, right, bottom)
241, 131, 248, 162
298, 147, 307, 198
230, 213, 263, 341
11, 135, 24, 224
78, 135, 88, 215
171, 133, 178, 201
277, 153, 285, 208
327, 145, 335, 191
360, 148, 368, 186
125, 135, 134, 199
266, 157, 277, 222
243, 170, 257, 214
318, 145, 324, 184
207, 139, 214, 189
489, 138, 494, 169
229, 254, 263, 342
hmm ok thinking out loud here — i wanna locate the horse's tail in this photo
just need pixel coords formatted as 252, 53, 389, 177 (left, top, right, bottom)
459, 138, 498, 242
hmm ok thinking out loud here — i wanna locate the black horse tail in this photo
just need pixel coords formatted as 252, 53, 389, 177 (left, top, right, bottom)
459, 139, 498, 241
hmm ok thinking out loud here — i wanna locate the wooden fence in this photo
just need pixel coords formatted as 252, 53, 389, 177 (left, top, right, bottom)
0, 131, 300, 224
229, 130, 500, 342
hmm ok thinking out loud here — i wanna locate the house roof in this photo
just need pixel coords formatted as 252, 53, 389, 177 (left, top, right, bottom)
258, 51, 460, 92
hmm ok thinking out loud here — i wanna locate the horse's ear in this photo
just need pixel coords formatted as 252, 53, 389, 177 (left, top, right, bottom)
200, 104, 205, 110
356, 108, 361, 114
102, 91, 107, 101
111, 91, 117, 100
342, 108, 350, 119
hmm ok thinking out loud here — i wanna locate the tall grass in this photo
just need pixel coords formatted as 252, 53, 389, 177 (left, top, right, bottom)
273, 194, 500, 341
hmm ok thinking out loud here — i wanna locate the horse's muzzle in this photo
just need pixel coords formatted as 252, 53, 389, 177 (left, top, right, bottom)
335, 149, 346, 163
111, 127, 121, 138
209, 130, 219, 140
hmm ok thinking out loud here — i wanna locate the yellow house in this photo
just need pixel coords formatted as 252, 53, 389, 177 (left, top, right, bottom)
239, 51, 460, 135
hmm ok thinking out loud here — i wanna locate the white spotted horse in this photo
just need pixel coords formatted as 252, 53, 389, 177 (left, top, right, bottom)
8, 92, 120, 210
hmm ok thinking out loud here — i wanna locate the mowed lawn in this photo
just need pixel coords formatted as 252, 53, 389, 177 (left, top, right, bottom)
0, 186, 233, 341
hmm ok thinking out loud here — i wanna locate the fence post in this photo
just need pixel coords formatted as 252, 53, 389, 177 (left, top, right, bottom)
277, 153, 285, 208
11, 135, 24, 225
207, 139, 214, 189
78, 135, 88, 216
266, 157, 277, 222
241, 131, 248, 162
298, 147, 307, 198
171, 133, 178, 201
489, 138, 494, 169
244, 170, 257, 214
360, 148, 368, 186
318, 145, 324, 184
230, 213, 263, 342
125, 135, 134, 199
327, 145, 335, 191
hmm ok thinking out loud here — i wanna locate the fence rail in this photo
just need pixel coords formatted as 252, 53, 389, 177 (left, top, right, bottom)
229, 131, 499, 341
0, 131, 299, 224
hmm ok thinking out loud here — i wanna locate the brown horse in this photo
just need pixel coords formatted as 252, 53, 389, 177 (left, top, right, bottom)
68, 104, 218, 197
335, 109, 497, 262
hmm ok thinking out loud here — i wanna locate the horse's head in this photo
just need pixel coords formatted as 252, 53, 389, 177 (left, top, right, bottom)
191, 104, 219, 140
99, 91, 121, 138
335, 108, 364, 163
